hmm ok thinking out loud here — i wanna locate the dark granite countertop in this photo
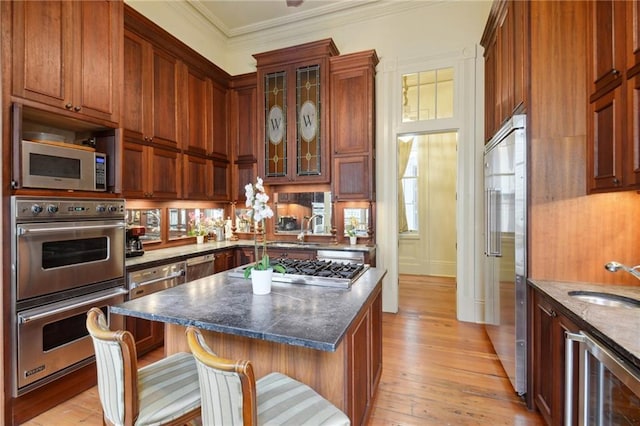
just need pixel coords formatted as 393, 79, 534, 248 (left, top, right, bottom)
111, 267, 386, 352
126, 239, 375, 270
529, 279, 640, 371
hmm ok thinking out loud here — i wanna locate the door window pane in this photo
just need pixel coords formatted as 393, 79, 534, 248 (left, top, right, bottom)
402, 67, 454, 122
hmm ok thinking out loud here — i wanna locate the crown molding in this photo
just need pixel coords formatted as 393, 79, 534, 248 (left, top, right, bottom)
226, 0, 442, 50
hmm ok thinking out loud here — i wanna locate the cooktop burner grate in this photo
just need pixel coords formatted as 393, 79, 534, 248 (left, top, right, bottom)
275, 258, 366, 280
227, 257, 369, 289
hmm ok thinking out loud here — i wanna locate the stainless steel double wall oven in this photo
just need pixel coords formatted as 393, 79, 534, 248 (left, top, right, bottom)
11, 196, 127, 396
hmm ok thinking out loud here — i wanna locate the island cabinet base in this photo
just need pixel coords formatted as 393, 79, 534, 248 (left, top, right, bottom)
164, 285, 382, 426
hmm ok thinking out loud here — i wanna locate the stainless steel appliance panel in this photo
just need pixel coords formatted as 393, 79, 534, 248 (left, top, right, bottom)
128, 262, 186, 300
21, 140, 107, 191
12, 197, 125, 302
15, 219, 125, 301
15, 287, 126, 394
566, 332, 640, 425
484, 114, 527, 396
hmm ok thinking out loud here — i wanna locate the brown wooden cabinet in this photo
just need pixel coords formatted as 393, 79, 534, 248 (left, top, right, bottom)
125, 316, 164, 356
235, 247, 255, 267
346, 283, 382, 425
10, 0, 122, 126
122, 29, 180, 149
330, 51, 379, 201
230, 73, 258, 201
481, 0, 528, 142
214, 249, 236, 272
182, 63, 213, 156
530, 287, 579, 426
254, 39, 338, 185
122, 139, 181, 199
587, 0, 640, 192
183, 154, 212, 200
124, 7, 233, 202
181, 65, 231, 201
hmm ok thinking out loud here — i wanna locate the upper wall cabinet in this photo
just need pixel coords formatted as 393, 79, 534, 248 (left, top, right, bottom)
330, 50, 379, 201
122, 29, 180, 149
122, 6, 232, 201
587, 0, 640, 192
11, 0, 122, 127
181, 63, 213, 156
480, 0, 528, 142
229, 73, 258, 202
254, 39, 339, 185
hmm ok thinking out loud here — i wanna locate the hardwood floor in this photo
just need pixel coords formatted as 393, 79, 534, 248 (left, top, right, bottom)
22, 275, 544, 425
368, 275, 543, 425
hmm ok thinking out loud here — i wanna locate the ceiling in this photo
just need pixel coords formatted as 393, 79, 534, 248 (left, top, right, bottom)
186, 0, 381, 37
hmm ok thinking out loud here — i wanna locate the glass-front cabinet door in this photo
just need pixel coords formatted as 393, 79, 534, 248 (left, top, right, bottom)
255, 39, 337, 185
296, 65, 321, 177
264, 71, 287, 178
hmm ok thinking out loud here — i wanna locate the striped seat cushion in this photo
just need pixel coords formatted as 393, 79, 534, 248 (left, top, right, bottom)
136, 352, 201, 425
256, 373, 350, 426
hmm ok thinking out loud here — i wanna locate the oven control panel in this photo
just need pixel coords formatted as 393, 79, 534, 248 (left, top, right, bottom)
13, 196, 125, 221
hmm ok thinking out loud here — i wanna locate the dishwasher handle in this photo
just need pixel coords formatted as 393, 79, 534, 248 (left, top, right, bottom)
130, 269, 185, 289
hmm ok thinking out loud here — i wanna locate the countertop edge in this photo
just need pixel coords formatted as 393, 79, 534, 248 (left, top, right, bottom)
528, 279, 640, 372
111, 268, 386, 353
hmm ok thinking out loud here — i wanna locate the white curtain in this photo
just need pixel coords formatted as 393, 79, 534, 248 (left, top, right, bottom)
397, 137, 414, 233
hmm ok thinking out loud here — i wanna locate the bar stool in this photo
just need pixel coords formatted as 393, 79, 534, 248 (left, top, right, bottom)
185, 326, 350, 426
86, 308, 201, 426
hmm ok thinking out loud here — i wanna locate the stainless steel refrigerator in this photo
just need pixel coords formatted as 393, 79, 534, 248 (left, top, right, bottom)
484, 114, 527, 396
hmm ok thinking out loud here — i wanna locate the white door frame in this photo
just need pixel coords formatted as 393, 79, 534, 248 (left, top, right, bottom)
377, 45, 484, 322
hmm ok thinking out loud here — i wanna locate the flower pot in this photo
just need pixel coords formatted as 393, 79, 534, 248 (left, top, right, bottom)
251, 268, 273, 295
196, 235, 205, 244
349, 236, 357, 245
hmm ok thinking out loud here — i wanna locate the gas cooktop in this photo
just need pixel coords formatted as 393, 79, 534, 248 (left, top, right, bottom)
228, 258, 369, 289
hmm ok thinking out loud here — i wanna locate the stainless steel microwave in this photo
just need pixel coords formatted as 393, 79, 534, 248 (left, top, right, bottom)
21, 140, 106, 191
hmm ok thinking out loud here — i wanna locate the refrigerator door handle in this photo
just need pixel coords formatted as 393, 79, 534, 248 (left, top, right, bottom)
486, 188, 501, 257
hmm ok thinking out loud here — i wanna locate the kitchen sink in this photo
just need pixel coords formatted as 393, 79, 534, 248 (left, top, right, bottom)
568, 290, 640, 309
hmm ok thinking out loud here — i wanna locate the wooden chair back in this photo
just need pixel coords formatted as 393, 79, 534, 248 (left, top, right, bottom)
186, 326, 257, 425
86, 307, 140, 426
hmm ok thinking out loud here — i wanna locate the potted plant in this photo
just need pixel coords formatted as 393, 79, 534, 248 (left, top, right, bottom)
346, 217, 358, 245
243, 177, 285, 294
347, 228, 357, 245
188, 212, 210, 244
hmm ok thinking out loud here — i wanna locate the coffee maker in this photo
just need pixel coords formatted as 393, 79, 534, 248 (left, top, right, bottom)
126, 226, 145, 257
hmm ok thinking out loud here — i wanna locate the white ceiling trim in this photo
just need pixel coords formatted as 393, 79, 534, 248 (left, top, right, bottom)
187, 0, 381, 38
226, 0, 444, 50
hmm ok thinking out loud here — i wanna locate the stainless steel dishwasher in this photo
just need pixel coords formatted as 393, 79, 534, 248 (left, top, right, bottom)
186, 253, 215, 282
127, 261, 186, 300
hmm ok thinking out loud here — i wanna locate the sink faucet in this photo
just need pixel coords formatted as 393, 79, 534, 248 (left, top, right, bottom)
604, 261, 640, 280
306, 214, 322, 235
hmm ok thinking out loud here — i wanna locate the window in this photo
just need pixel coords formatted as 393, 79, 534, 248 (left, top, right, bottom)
399, 137, 419, 233
402, 67, 454, 122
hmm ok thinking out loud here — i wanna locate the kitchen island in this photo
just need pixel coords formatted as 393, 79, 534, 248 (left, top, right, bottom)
111, 266, 386, 426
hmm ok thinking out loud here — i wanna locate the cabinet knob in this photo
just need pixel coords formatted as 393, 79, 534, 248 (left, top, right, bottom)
613, 178, 620, 185
612, 69, 620, 77
65, 103, 73, 109
73, 106, 81, 112
550, 310, 557, 318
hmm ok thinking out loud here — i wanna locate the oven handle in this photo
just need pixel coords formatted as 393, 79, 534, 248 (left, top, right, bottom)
17, 288, 128, 324
16, 222, 125, 236
130, 269, 186, 289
